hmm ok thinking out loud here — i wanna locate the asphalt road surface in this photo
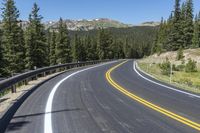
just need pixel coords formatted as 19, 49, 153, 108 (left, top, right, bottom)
4, 60, 200, 133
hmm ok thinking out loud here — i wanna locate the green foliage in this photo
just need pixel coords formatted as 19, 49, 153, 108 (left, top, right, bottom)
50, 31, 56, 65
167, 0, 184, 51
159, 58, 171, 76
25, 3, 47, 69
173, 64, 185, 71
0, 0, 158, 76
176, 47, 184, 60
70, 26, 157, 59
192, 13, 200, 48
175, 0, 194, 49
55, 18, 72, 64
0, 29, 7, 77
1, 0, 25, 75
109, 39, 124, 59
72, 34, 86, 62
185, 58, 197, 72
83, 35, 98, 60
154, 0, 199, 54
97, 29, 113, 60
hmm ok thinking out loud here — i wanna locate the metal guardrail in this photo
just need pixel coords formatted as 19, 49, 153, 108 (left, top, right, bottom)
0, 60, 110, 94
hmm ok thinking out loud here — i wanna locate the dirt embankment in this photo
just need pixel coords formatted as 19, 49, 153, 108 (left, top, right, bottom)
141, 48, 200, 68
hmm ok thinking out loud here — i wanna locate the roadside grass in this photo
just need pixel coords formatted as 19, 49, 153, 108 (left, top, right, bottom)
138, 62, 200, 94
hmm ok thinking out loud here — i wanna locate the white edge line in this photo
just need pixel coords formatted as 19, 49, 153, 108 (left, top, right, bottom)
44, 61, 118, 133
133, 61, 200, 99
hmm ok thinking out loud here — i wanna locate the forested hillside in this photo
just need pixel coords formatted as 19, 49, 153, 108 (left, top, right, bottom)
0, 0, 157, 77
152, 0, 200, 54
139, 0, 200, 94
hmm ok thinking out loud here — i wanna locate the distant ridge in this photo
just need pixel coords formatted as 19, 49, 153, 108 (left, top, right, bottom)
0, 19, 160, 31
45, 18, 133, 31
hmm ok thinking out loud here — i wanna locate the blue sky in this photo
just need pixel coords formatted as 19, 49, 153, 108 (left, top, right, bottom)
2, 0, 200, 24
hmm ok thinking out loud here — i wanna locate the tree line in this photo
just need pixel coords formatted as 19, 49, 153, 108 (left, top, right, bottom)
0, 0, 156, 77
152, 0, 200, 54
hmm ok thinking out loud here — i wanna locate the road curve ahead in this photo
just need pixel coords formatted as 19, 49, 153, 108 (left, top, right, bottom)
4, 60, 200, 133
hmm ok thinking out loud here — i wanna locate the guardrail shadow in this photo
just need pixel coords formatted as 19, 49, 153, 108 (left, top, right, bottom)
6, 108, 81, 132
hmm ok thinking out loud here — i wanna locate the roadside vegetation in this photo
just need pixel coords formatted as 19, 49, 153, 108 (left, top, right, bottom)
138, 48, 200, 94
0, 0, 156, 78
138, 0, 200, 94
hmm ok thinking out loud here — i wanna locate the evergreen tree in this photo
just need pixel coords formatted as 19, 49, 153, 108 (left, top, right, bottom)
72, 34, 80, 62
167, 0, 183, 51
17, 23, 26, 71
50, 31, 56, 65
1, 0, 25, 75
123, 37, 130, 58
46, 29, 51, 65
113, 39, 124, 59
184, 0, 194, 48
83, 35, 95, 61
192, 12, 200, 47
0, 29, 7, 77
55, 18, 72, 64
90, 37, 99, 60
180, 2, 187, 48
154, 18, 168, 53
72, 34, 86, 62
25, 3, 47, 69
97, 29, 113, 60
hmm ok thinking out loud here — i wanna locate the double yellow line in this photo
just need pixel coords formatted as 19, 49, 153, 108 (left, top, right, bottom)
105, 61, 200, 131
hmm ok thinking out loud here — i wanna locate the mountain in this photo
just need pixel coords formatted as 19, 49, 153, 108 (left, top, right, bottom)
45, 18, 132, 31
135, 21, 160, 27
0, 19, 159, 31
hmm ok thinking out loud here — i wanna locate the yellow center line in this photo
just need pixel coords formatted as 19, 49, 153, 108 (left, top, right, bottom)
105, 60, 200, 131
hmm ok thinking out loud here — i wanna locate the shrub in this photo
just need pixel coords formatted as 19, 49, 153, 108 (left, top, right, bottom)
176, 47, 184, 60
180, 78, 193, 86
172, 64, 176, 71
159, 58, 171, 76
174, 64, 185, 71
185, 58, 197, 72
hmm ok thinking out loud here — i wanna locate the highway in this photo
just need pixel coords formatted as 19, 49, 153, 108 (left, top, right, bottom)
3, 60, 200, 133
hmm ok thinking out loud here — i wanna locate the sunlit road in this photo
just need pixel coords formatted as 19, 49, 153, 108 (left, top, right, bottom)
4, 60, 200, 133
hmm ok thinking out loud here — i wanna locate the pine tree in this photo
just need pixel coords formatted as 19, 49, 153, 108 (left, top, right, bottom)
91, 37, 99, 60
167, 0, 183, 51
193, 12, 200, 48
113, 39, 124, 59
50, 31, 56, 65
97, 29, 113, 60
1, 0, 25, 75
0, 29, 6, 77
46, 29, 51, 65
184, 0, 194, 48
180, 2, 187, 48
154, 18, 168, 52
25, 3, 47, 69
72, 34, 86, 62
56, 18, 72, 64
16, 23, 26, 71
72, 34, 80, 62
123, 37, 130, 58
83, 35, 95, 61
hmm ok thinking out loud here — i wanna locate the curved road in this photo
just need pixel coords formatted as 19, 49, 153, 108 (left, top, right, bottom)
4, 60, 200, 133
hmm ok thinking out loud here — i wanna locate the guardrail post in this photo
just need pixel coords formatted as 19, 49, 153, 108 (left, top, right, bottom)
43, 72, 46, 77
35, 75, 38, 80
11, 85, 16, 93
24, 79, 28, 85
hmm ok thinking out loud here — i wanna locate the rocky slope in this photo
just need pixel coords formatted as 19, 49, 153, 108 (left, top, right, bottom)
0, 19, 159, 31
45, 18, 132, 31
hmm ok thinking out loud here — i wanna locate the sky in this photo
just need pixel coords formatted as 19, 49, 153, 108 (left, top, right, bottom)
1, 0, 200, 24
